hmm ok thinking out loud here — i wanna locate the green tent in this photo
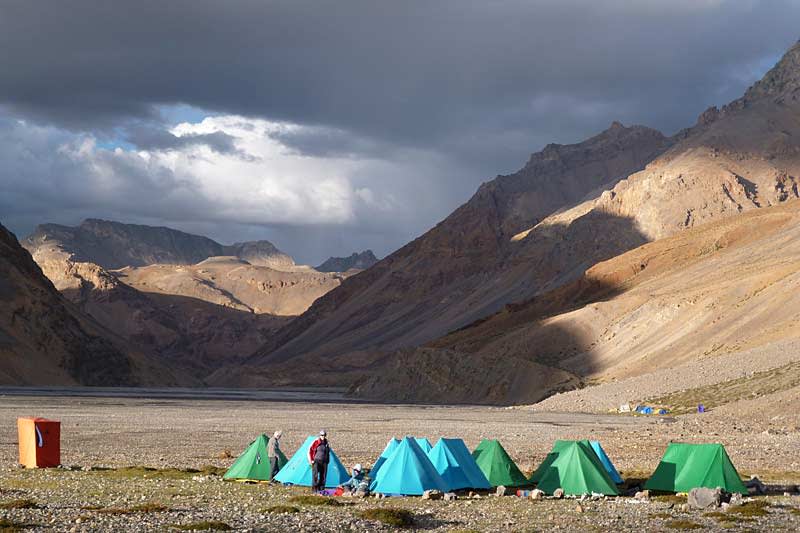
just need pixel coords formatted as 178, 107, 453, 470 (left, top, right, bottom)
223, 434, 287, 482
471, 439, 528, 487
644, 443, 747, 494
532, 440, 620, 496
530, 440, 623, 485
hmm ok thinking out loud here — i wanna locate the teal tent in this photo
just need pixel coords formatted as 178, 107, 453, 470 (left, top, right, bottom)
273, 436, 350, 488
428, 438, 490, 490
589, 441, 623, 484
371, 438, 400, 477
533, 441, 620, 496
370, 437, 448, 495
415, 437, 433, 454
644, 443, 747, 494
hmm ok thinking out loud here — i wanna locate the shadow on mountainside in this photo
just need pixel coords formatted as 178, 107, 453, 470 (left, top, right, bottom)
347, 271, 629, 405
59, 285, 289, 382
225, 211, 651, 403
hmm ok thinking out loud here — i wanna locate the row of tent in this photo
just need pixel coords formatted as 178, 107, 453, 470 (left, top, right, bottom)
224, 434, 747, 496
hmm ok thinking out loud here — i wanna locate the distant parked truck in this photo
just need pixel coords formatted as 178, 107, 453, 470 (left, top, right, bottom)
17, 417, 60, 468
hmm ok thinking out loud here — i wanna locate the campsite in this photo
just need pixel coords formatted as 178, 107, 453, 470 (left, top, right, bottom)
2, 394, 800, 532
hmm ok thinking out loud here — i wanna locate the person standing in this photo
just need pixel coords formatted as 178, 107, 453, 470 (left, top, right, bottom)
308, 430, 330, 493
267, 430, 282, 481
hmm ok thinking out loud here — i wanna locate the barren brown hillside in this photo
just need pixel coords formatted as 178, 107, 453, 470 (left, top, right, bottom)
354, 200, 800, 404
221, 40, 800, 397
240, 122, 671, 372
0, 224, 176, 386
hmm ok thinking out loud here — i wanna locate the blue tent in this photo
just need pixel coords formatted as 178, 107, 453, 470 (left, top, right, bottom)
370, 437, 448, 495
274, 436, 350, 488
415, 437, 433, 453
371, 438, 400, 477
589, 440, 623, 484
428, 438, 491, 490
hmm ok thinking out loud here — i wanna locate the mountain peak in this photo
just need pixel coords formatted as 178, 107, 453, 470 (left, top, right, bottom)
743, 39, 800, 101
316, 250, 378, 272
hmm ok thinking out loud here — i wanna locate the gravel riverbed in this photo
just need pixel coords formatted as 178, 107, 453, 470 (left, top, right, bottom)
1, 394, 799, 531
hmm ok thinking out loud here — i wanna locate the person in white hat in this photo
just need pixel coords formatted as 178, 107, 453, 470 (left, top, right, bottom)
267, 430, 283, 481
340, 463, 365, 495
308, 430, 330, 492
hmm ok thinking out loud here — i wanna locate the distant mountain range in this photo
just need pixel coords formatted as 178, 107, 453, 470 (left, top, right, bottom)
6, 219, 365, 385
4, 40, 800, 407
23, 218, 297, 271
316, 250, 379, 272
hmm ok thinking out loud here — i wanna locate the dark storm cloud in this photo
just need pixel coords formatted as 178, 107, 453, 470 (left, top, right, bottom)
124, 125, 239, 154
1, 1, 800, 262
2, 1, 798, 155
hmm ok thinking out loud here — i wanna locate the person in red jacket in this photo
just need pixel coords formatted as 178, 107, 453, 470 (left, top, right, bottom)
308, 430, 331, 492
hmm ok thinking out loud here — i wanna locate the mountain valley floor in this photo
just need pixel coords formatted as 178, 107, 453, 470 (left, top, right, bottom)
1, 394, 799, 531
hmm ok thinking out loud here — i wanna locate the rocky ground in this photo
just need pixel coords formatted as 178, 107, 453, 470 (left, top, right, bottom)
1, 395, 800, 531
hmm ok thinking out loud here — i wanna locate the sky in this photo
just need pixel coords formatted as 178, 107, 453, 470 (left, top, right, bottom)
0, 1, 798, 264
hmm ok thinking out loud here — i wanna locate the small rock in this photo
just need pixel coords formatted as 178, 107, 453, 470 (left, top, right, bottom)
784, 491, 792, 497
444, 492, 457, 501
422, 489, 443, 500
634, 490, 650, 500
496, 485, 507, 497
575, 503, 584, 513
553, 488, 565, 499
688, 487, 722, 509
81, 466, 92, 472
530, 489, 545, 501
729, 493, 744, 506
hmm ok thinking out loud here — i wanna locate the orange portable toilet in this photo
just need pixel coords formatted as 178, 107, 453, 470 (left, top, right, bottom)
17, 417, 61, 468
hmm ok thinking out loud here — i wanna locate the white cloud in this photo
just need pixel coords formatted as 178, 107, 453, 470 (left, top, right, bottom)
0, 112, 476, 262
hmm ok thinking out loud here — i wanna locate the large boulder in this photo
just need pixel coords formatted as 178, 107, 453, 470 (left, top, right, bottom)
688, 487, 723, 509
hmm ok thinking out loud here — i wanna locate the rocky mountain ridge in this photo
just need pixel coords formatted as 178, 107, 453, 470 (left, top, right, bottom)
24, 219, 296, 271
315, 250, 379, 273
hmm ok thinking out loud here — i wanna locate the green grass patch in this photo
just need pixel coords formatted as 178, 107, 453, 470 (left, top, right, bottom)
94, 465, 225, 480
790, 508, 800, 516
357, 508, 415, 528
171, 521, 232, 531
288, 495, 342, 506
264, 504, 300, 514
94, 502, 170, 515
0, 518, 30, 532
650, 512, 673, 519
704, 511, 752, 524
652, 494, 687, 505
0, 499, 38, 510
727, 500, 770, 518
664, 519, 703, 530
